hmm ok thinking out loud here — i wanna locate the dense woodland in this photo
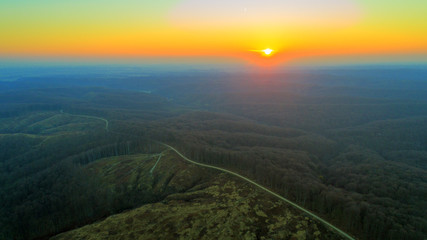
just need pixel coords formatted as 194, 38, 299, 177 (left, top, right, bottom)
129, 110, 425, 240
0, 66, 426, 239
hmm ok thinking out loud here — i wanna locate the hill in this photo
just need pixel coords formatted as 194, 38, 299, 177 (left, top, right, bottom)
52, 152, 343, 240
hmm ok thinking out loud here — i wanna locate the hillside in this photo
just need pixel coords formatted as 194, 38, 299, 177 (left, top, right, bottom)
2, 68, 427, 240
52, 152, 343, 240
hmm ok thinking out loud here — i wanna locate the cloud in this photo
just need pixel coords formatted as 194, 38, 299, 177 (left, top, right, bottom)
168, 0, 362, 29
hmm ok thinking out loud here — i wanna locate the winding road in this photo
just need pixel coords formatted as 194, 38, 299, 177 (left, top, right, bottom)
160, 143, 356, 240
64, 113, 109, 131
70, 112, 355, 240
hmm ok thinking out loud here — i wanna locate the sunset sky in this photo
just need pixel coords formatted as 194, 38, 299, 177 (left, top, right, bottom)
1, 0, 426, 65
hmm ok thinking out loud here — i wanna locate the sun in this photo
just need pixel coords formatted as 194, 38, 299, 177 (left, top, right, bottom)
263, 48, 273, 55
248, 48, 276, 59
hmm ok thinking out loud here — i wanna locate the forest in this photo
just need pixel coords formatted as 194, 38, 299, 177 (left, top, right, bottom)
0, 66, 426, 239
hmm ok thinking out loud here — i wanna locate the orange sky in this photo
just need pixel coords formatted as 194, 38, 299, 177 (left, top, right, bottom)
0, 0, 426, 65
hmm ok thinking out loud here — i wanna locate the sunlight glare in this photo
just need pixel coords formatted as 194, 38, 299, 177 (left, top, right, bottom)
263, 48, 273, 55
